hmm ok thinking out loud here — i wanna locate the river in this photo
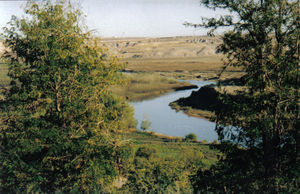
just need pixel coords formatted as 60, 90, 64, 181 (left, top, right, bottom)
131, 80, 218, 142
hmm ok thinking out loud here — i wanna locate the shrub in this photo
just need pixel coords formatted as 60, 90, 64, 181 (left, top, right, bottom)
201, 140, 208, 144
121, 157, 193, 193
184, 133, 197, 142
140, 116, 152, 131
135, 146, 157, 159
213, 140, 219, 145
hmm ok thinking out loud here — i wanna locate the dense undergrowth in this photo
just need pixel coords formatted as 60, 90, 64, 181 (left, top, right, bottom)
114, 130, 220, 193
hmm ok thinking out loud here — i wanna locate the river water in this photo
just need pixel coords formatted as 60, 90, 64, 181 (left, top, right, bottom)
131, 80, 218, 142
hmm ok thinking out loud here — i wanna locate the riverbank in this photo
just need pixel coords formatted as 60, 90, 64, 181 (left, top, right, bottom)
169, 84, 219, 121
111, 73, 197, 101
169, 77, 247, 120
169, 102, 214, 120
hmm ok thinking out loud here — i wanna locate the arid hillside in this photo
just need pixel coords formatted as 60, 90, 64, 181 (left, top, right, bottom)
100, 36, 228, 74
101, 36, 222, 59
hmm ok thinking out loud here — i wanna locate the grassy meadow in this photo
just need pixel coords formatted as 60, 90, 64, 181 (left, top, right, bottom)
122, 130, 219, 167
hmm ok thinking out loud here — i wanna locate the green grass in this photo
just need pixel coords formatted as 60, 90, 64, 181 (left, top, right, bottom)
122, 130, 220, 168
117, 130, 220, 193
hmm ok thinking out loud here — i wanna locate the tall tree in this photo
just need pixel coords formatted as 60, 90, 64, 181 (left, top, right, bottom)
0, 0, 130, 192
188, 0, 299, 193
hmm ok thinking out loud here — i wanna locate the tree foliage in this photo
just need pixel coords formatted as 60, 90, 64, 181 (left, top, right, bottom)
189, 0, 299, 193
121, 146, 195, 193
0, 0, 132, 192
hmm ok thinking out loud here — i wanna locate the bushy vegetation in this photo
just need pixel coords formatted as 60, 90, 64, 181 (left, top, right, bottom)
123, 157, 191, 193
0, 0, 134, 192
184, 133, 197, 142
119, 131, 219, 193
140, 115, 152, 131
135, 146, 157, 159
109, 95, 137, 130
187, 0, 299, 193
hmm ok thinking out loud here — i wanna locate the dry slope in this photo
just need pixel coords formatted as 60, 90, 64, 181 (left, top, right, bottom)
100, 36, 226, 73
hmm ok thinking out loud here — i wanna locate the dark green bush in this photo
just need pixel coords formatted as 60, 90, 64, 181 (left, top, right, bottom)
135, 146, 157, 159
184, 133, 197, 142
121, 157, 193, 193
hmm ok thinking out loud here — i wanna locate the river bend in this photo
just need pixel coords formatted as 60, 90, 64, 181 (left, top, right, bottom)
131, 80, 218, 142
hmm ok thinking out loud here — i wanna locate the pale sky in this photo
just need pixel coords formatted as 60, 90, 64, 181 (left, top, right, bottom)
0, 0, 227, 37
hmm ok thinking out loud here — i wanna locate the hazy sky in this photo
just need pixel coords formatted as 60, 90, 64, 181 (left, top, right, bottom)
0, 0, 227, 37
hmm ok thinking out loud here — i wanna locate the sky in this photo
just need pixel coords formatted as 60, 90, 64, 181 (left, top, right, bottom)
0, 0, 227, 37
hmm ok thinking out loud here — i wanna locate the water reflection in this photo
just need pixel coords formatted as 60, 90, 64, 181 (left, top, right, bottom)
131, 80, 218, 142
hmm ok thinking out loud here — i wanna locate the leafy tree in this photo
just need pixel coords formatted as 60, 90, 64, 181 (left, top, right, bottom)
0, 0, 131, 192
122, 153, 193, 193
188, 0, 299, 193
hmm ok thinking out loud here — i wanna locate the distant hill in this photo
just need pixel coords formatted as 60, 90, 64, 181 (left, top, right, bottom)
100, 36, 222, 59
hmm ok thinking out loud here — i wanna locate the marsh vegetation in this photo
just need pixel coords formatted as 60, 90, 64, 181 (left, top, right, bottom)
111, 73, 197, 101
